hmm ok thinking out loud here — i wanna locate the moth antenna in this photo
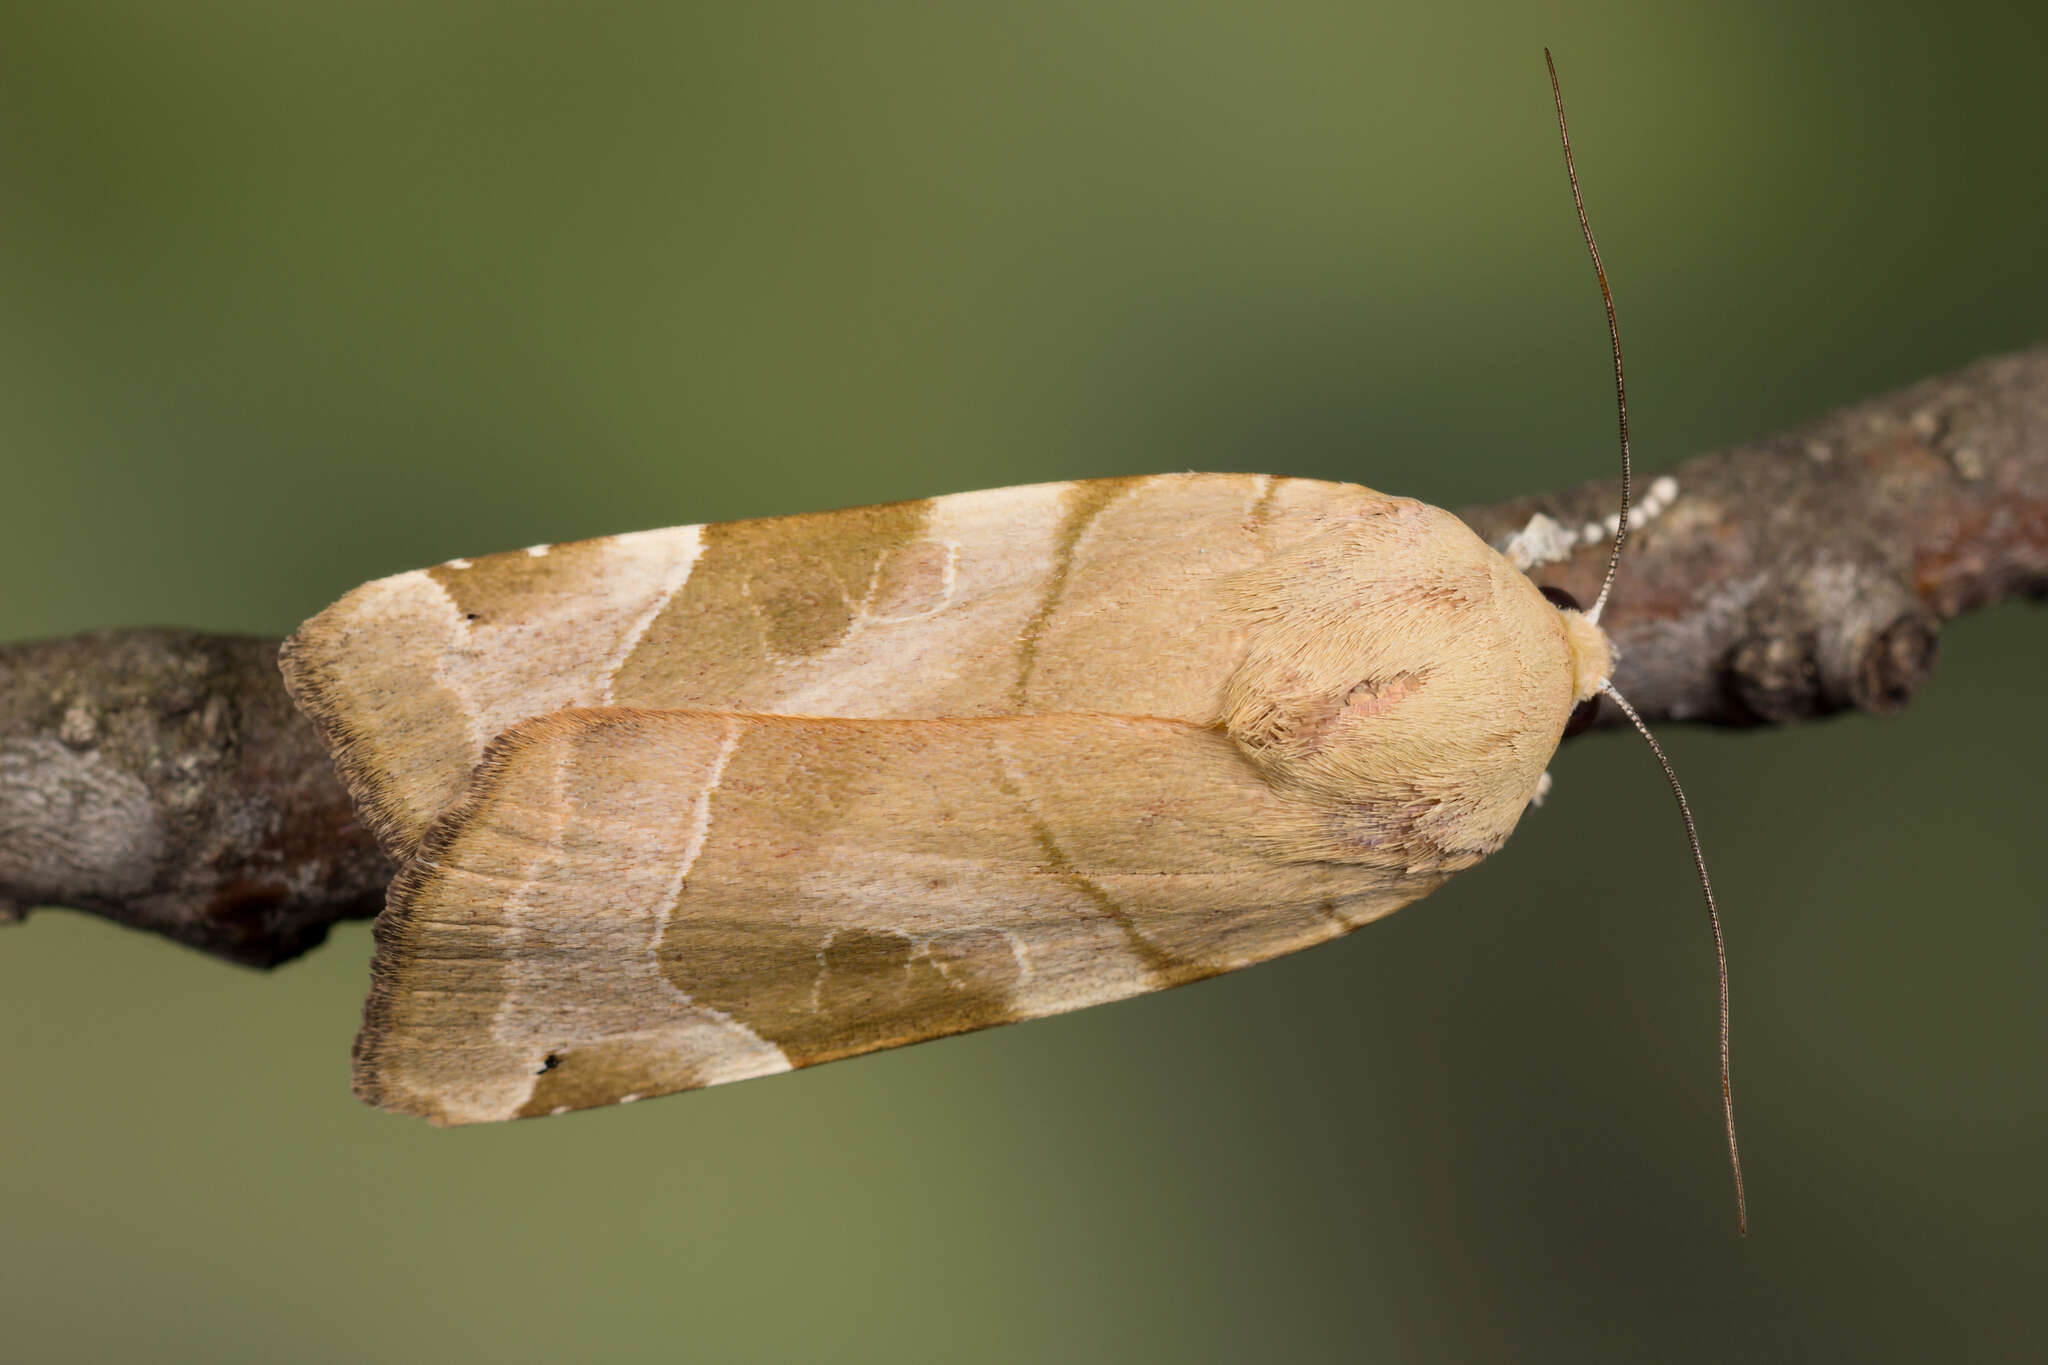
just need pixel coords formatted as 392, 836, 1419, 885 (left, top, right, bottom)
1546, 48, 1630, 626
1600, 681, 1748, 1236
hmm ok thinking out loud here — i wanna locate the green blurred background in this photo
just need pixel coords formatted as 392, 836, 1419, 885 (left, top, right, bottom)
3, 3, 2044, 1360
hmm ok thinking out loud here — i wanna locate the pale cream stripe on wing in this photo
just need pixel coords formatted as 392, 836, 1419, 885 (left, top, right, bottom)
468, 735, 576, 1123
644, 716, 794, 1087
491, 714, 788, 1119
599, 524, 706, 705
764, 483, 1071, 719
411, 569, 494, 764
1243, 472, 1277, 526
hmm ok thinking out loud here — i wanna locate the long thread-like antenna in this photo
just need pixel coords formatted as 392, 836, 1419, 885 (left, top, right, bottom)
1601, 682, 1748, 1236
1545, 48, 1630, 625
1545, 51, 1742, 1234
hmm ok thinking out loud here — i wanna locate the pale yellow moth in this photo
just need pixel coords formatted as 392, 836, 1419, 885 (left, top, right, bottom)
281, 53, 1746, 1230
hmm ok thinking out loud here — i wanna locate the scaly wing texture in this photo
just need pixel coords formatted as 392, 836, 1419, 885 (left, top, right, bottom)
360, 708, 1444, 1124
280, 474, 1403, 858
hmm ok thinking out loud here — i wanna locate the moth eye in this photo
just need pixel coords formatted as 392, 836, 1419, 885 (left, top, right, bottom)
1539, 584, 1582, 613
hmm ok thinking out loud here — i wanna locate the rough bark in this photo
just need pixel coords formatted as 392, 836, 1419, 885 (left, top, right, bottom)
3, 346, 2043, 967
1461, 346, 2048, 724
0, 631, 392, 965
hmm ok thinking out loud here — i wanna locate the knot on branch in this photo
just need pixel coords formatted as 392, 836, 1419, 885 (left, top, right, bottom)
1725, 565, 1941, 722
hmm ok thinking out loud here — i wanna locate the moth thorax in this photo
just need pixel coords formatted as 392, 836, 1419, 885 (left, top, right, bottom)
1559, 607, 1613, 703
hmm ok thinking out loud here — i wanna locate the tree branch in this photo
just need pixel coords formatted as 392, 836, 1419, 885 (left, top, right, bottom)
4, 346, 2044, 967
1460, 346, 2048, 724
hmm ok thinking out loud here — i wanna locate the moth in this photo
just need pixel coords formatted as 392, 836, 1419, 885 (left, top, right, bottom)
281, 54, 1746, 1228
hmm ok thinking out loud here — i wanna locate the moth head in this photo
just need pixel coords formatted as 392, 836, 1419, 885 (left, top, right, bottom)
1537, 583, 1611, 737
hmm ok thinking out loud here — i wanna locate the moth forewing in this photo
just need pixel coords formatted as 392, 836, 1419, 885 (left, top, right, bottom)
286, 473, 1452, 857
362, 700, 1519, 1124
